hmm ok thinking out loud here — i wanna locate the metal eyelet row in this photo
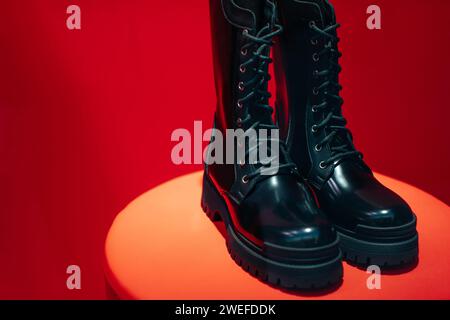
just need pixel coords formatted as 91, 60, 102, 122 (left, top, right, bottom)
237, 29, 249, 116
312, 126, 326, 167
238, 29, 250, 181
237, 43, 246, 128
310, 21, 329, 171
237, 28, 253, 131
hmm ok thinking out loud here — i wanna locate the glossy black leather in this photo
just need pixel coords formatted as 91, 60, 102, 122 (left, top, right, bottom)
274, 0, 338, 187
318, 161, 414, 232
206, 0, 338, 251
234, 175, 336, 248
274, 0, 416, 234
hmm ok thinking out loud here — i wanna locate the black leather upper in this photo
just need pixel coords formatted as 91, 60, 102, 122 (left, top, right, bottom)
207, 0, 338, 250
235, 175, 336, 248
318, 161, 414, 230
274, 0, 416, 234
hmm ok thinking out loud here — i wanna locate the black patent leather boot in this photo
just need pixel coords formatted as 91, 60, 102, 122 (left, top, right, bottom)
273, 0, 418, 267
202, 0, 342, 289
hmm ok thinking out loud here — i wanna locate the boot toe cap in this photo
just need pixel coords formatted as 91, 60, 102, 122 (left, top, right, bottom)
360, 205, 414, 228
260, 222, 337, 249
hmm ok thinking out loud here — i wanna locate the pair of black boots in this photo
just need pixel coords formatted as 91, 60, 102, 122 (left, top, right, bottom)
201, 0, 418, 289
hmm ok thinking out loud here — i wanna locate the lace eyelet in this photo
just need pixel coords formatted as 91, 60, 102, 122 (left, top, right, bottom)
242, 175, 249, 184
312, 53, 320, 62
309, 21, 316, 28
241, 48, 248, 56
312, 106, 318, 112
239, 159, 245, 167
238, 82, 245, 91
319, 161, 327, 169
242, 29, 249, 36
311, 125, 319, 133
312, 87, 319, 95
313, 70, 320, 77
237, 101, 243, 109
314, 144, 322, 152
311, 39, 318, 45
239, 65, 246, 73
237, 118, 243, 127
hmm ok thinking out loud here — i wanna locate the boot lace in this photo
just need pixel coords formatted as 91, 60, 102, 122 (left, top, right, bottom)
237, 21, 297, 183
309, 21, 362, 168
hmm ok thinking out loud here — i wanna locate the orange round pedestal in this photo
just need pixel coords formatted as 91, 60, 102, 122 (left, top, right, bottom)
104, 171, 450, 299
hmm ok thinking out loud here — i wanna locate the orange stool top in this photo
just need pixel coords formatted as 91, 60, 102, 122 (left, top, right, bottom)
104, 171, 450, 299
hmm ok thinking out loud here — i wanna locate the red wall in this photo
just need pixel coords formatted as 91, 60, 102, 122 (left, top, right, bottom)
0, 0, 448, 299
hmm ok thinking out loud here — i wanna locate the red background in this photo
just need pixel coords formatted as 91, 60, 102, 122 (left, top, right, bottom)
0, 0, 448, 299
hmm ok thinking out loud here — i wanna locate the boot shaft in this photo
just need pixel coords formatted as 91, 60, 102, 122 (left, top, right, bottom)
274, 0, 360, 188
208, 0, 289, 193
209, 0, 275, 132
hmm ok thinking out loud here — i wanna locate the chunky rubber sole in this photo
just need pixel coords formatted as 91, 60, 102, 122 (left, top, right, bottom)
201, 174, 343, 290
337, 227, 419, 267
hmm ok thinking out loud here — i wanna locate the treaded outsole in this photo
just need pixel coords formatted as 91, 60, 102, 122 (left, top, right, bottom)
201, 200, 343, 291
338, 231, 419, 268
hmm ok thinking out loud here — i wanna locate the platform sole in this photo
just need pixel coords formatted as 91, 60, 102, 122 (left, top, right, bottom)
201, 175, 343, 290
338, 231, 419, 267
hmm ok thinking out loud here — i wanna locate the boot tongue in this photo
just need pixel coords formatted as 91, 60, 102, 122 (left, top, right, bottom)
305, 0, 335, 26
220, 0, 263, 30
233, 0, 266, 30
320, 3, 351, 154
320, 1, 336, 26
